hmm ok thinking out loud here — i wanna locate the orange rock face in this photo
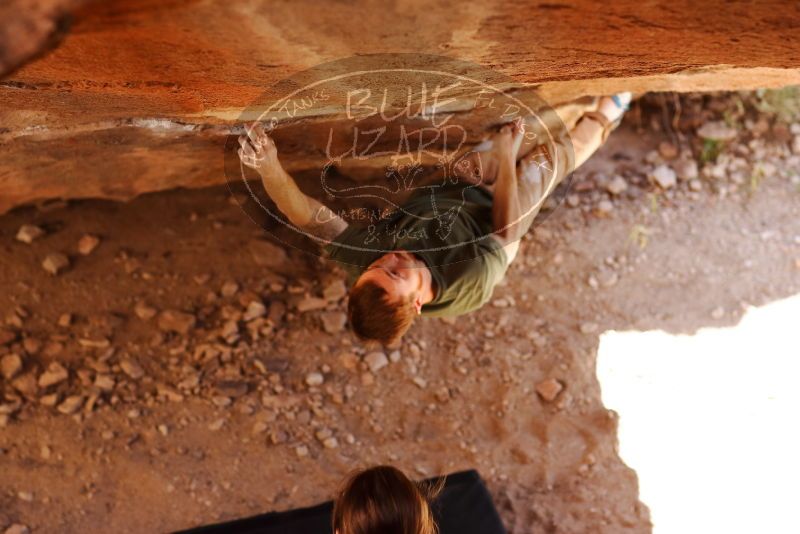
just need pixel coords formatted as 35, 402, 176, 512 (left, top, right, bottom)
1, 0, 799, 213
0, 0, 88, 77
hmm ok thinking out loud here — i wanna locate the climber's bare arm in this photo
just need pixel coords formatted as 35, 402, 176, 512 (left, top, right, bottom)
238, 124, 348, 242
489, 120, 525, 264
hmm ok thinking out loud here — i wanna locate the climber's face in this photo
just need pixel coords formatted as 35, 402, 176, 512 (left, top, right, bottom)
354, 251, 429, 312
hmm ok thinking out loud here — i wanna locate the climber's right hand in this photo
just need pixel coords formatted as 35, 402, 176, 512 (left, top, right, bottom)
238, 123, 278, 171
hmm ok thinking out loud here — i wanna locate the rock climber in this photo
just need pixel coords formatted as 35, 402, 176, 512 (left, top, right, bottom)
238, 93, 631, 345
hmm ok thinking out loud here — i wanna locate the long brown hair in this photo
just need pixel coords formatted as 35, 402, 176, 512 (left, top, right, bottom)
332, 465, 441, 534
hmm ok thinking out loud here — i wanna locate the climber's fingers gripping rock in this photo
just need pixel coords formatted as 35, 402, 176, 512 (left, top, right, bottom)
238, 122, 278, 170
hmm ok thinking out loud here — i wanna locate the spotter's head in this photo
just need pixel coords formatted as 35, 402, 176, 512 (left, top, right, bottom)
333, 465, 438, 534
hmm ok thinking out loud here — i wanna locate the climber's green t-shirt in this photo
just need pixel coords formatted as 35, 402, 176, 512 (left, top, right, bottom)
324, 183, 508, 317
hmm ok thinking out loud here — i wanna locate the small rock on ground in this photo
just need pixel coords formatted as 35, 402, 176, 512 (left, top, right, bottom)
566, 194, 580, 208
305, 372, 324, 387
208, 418, 226, 431
322, 279, 347, 301
221, 281, 239, 297
11, 373, 38, 396
697, 121, 738, 142
0, 327, 17, 346
16, 225, 45, 244
792, 135, 800, 155
658, 141, 679, 160
1, 353, 23, 380
94, 374, 115, 391
134, 301, 157, 320
296, 297, 327, 313
77, 234, 101, 255
673, 158, 699, 181
57, 395, 84, 415
535, 378, 564, 402
320, 311, 347, 334
38, 362, 68, 388
595, 200, 614, 215
364, 351, 389, 373
157, 310, 196, 334
57, 313, 72, 327
604, 176, 628, 196
42, 253, 70, 275
120, 359, 145, 380
649, 165, 677, 189
243, 300, 266, 321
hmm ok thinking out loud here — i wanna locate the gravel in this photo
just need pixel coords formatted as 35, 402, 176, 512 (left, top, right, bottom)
320, 311, 347, 334
296, 297, 327, 312
243, 300, 266, 321
157, 310, 196, 334
604, 176, 628, 196
305, 372, 324, 387
77, 234, 101, 255
57, 395, 84, 415
0, 328, 17, 346
42, 253, 70, 275
697, 120, 738, 141
16, 225, 45, 244
364, 351, 389, 373
673, 158, 699, 181
649, 165, 677, 189
134, 301, 158, 320
120, 359, 145, 380
221, 280, 239, 297
1, 353, 23, 380
322, 279, 347, 301
38, 362, 68, 388
535, 378, 564, 402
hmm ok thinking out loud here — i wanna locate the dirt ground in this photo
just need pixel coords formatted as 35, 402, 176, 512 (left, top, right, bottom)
1, 93, 799, 533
